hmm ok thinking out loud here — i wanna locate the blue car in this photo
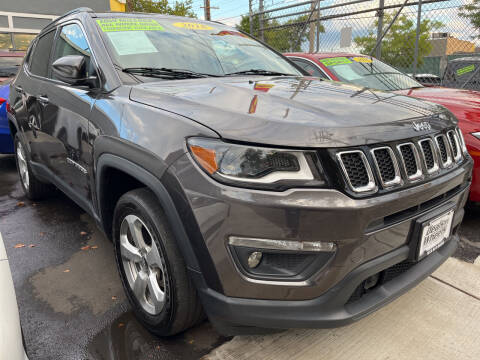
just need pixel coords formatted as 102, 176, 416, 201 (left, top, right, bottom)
0, 83, 13, 154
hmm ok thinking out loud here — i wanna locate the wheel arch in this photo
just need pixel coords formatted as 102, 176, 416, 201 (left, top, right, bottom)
94, 137, 223, 293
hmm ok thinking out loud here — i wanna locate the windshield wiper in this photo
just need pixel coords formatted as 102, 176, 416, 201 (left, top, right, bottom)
223, 69, 296, 77
122, 67, 218, 79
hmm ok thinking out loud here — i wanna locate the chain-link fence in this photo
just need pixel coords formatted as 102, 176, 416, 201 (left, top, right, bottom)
240, 0, 480, 89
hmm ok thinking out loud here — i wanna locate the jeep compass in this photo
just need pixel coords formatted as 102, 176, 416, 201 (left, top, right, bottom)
8, 9, 472, 336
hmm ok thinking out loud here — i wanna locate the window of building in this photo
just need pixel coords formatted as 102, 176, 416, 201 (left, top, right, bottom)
0, 33, 13, 50
29, 30, 55, 78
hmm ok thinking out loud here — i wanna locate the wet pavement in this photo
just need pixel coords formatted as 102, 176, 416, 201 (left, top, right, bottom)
1, 153, 479, 360
0, 155, 228, 360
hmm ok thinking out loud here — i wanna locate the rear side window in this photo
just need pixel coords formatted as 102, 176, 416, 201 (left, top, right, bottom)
291, 59, 326, 79
29, 30, 55, 78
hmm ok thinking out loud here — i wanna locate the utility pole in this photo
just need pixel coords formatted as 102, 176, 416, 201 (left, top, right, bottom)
126, 0, 134, 12
376, 0, 384, 59
316, 0, 321, 52
204, 0, 211, 21
249, 0, 253, 35
259, 0, 264, 41
413, 0, 423, 75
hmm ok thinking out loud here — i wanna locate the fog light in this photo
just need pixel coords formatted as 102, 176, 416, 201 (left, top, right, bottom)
248, 251, 263, 268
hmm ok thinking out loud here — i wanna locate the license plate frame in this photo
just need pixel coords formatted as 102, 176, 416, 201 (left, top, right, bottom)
416, 209, 454, 260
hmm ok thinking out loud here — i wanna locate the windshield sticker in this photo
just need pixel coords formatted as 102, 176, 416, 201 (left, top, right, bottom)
107, 31, 158, 56
457, 64, 475, 76
96, 19, 165, 32
352, 57, 372, 63
173, 22, 213, 30
319, 57, 352, 67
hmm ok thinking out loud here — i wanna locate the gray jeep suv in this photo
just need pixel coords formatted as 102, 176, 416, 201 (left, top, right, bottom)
8, 8, 472, 336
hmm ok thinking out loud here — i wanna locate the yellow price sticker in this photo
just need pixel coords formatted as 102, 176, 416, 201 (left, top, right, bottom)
173, 22, 213, 30
352, 57, 373, 63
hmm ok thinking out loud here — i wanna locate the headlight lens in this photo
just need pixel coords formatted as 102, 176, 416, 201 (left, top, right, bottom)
472, 132, 480, 140
187, 138, 325, 190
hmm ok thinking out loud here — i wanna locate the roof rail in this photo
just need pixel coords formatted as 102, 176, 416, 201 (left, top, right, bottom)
47, 7, 94, 27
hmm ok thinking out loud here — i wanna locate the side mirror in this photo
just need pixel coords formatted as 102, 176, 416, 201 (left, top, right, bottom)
52, 55, 98, 88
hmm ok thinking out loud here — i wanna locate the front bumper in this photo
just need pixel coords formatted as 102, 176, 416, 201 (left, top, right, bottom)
195, 234, 457, 334
169, 153, 471, 332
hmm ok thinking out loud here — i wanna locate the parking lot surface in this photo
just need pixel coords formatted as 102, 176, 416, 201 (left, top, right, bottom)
0, 155, 227, 360
1, 153, 479, 359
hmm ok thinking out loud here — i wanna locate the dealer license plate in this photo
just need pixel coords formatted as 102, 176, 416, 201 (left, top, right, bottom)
418, 210, 454, 259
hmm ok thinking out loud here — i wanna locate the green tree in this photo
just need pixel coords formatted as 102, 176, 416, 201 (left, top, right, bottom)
126, 0, 196, 18
354, 13, 443, 68
237, 15, 324, 52
460, 0, 480, 38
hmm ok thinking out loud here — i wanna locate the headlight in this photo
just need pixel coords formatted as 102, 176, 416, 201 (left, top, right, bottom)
187, 137, 325, 190
472, 132, 480, 140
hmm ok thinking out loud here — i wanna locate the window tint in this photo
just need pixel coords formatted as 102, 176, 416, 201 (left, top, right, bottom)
52, 24, 93, 80
292, 59, 326, 78
30, 30, 55, 77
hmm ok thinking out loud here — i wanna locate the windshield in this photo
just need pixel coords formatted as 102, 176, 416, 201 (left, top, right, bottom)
321, 56, 422, 91
95, 17, 302, 78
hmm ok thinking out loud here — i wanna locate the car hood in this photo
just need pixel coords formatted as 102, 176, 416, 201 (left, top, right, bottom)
130, 77, 452, 148
396, 86, 480, 127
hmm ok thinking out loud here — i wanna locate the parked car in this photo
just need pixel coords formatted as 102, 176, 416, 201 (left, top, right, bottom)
0, 233, 29, 359
9, 9, 472, 336
443, 56, 480, 91
0, 51, 25, 83
409, 73, 441, 87
0, 82, 14, 153
285, 52, 480, 203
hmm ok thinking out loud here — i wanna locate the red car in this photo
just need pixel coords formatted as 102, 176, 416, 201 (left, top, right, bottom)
285, 52, 480, 202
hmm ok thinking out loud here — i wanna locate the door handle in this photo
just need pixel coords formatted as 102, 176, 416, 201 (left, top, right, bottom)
15, 85, 24, 94
37, 95, 49, 105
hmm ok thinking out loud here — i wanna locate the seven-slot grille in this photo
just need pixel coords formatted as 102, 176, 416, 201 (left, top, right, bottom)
337, 129, 463, 193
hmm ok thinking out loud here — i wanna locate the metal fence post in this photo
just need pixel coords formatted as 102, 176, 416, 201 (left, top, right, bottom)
413, 0, 423, 75
376, 0, 384, 59
316, 0, 321, 52
259, 0, 264, 41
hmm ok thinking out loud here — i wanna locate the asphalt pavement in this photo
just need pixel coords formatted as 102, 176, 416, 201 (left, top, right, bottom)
0, 155, 227, 360
1, 153, 479, 360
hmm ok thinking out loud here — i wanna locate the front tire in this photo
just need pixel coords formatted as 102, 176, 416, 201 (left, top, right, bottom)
14, 134, 52, 200
113, 188, 204, 336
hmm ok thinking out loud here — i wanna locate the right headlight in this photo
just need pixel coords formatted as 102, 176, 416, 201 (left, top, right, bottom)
187, 137, 326, 190
472, 132, 480, 141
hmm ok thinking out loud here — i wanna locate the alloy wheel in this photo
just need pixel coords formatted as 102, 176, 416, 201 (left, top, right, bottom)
16, 142, 29, 190
119, 214, 168, 315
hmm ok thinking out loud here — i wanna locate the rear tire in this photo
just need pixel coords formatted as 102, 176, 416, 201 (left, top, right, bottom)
113, 188, 204, 336
14, 134, 52, 200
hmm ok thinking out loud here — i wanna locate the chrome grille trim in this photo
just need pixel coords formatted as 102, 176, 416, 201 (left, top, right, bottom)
435, 134, 453, 168
397, 143, 423, 181
336, 150, 377, 193
447, 130, 462, 163
418, 138, 440, 174
370, 147, 402, 188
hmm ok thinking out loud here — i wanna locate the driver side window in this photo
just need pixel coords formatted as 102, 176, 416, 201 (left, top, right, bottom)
51, 23, 94, 81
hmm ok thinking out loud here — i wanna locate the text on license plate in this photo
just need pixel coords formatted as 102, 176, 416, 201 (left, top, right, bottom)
418, 210, 454, 259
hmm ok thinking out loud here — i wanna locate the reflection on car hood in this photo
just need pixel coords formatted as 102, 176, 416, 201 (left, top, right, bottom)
130, 77, 452, 147
396, 86, 480, 126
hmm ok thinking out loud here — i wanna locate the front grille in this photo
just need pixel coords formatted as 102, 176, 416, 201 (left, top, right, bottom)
398, 143, 421, 179
335, 128, 463, 194
337, 151, 374, 191
448, 131, 458, 158
373, 149, 395, 182
437, 136, 448, 163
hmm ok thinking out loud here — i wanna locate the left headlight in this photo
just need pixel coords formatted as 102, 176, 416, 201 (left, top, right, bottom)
472, 132, 480, 141
187, 137, 326, 190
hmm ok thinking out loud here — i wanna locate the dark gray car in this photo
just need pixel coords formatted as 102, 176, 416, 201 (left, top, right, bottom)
8, 8, 473, 336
